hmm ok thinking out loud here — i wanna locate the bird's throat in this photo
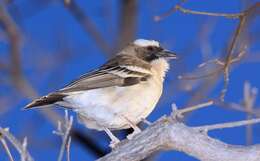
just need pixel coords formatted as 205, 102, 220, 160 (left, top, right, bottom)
150, 58, 170, 81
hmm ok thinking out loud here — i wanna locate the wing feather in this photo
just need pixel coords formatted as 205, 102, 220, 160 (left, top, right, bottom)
59, 55, 152, 93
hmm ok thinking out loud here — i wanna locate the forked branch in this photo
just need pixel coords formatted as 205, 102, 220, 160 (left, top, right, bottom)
97, 103, 260, 161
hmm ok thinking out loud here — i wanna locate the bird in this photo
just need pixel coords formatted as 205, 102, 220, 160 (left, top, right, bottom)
25, 39, 177, 148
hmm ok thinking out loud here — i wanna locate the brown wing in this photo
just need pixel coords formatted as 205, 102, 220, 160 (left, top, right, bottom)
58, 55, 151, 93
25, 55, 151, 109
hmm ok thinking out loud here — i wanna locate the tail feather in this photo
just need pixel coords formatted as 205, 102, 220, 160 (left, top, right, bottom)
25, 93, 67, 109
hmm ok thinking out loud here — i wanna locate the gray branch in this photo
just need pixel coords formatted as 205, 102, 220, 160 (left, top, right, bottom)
0, 127, 34, 161
97, 116, 260, 161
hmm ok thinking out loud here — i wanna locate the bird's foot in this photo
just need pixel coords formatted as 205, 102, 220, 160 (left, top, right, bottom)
109, 137, 121, 149
120, 115, 142, 140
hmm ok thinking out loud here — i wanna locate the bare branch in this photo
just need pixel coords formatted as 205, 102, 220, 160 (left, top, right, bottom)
66, 137, 72, 161
97, 114, 260, 161
172, 100, 214, 118
63, 0, 110, 54
154, 1, 243, 21
174, 5, 243, 18
220, 14, 247, 101
243, 82, 258, 145
113, 0, 137, 53
0, 127, 34, 161
216, 101, 260, 117
0, 4, 21, 77
0, 137, 14, 161
195, 118, 260, 132
219, 3, 260, 101
0, 2, 70, 131
154, 0, 187, 21
178, 68, 223, 80
1, 3, 98, 155
177, 3, 260, 101
54, 110, 73, 161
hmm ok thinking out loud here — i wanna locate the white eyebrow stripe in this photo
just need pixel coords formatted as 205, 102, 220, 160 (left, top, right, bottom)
134, 39, 160, 47
120, 65, 152, 75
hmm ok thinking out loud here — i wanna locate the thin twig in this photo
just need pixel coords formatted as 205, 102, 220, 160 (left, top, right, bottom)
63, 0, 110, 54
178, 67, 223, 80
172, 100, 214, 118
55, 110, 73, 161
175, 5, 244, 19
154, 2, 243, 21
154, 0, 187, 21
0, 137, 14, 161
66, 137, 72, 161
0, 127, 34, 161
195, 118, 260, 132
178, 44, 247, 81
220, 3, 260, 101
220, 15, 247, 101
216, 101, 260, 117
243, 82, 258, 145
166, 3, 258, 101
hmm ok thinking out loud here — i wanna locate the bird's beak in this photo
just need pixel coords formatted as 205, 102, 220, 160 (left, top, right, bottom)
158, 50, 177, 59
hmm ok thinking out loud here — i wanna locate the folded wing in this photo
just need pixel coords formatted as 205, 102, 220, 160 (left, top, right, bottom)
25, 55, 152, 109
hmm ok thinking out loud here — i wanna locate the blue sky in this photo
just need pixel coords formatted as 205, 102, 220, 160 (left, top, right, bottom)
1, 0, 260, 161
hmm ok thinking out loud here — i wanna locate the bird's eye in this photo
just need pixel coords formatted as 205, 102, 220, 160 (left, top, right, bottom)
147, 46, 155, 51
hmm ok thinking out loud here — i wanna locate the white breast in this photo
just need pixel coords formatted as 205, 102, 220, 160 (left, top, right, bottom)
59, 59, 169, 130
60, 76, 163, 130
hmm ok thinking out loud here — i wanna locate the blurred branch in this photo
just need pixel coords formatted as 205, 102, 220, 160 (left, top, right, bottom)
0, 127, 34, 161
98, 104, 260, 161
53, 110, 73, 161
220, 14, 246, 101
174, 5, 243, 18
172, 100, 213, 118
243, 82, 258, 145
66, 137, 72, 161
1, 3, 104, 157
216, 101, 260, 117
178, 47, 247, 81
0, 1, 65, 135
0, 137, 14, 161
113, 0, 137, 53
195, 118, 260, 132
220, 3, 259, 101
0, 4, 32, 95
215, 82, 259, 119
154, 0, 187, 21
177, 3, 260, 101
63, 0, 110, 54
154, 0, 243, 21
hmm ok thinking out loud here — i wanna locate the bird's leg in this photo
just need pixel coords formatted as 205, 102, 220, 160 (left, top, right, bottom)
103, 128, 120, 149
122, 116, 141, 140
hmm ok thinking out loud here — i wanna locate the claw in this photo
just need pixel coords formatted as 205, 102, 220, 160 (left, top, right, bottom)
109, 138, 120, 149
122, 116, 142, 140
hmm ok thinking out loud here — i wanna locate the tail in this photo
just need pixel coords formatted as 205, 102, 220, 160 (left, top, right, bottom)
25, 92, 67, 109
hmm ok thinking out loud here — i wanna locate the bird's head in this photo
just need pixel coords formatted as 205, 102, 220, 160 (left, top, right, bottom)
128, 39, 177, 62
119, 39, 177, 80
